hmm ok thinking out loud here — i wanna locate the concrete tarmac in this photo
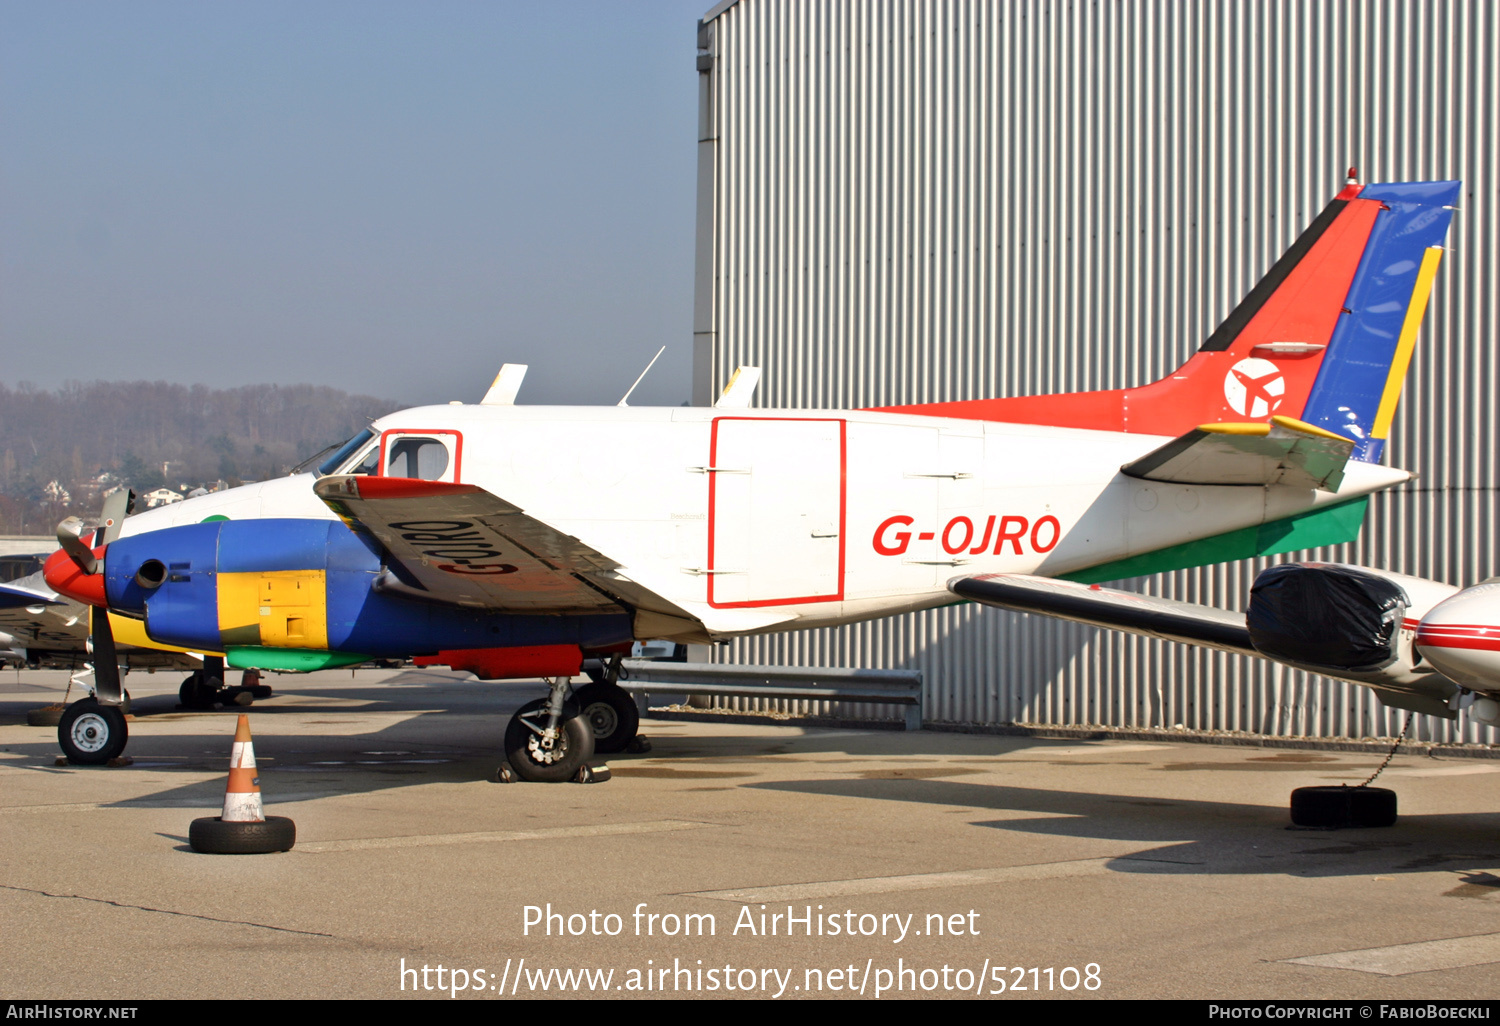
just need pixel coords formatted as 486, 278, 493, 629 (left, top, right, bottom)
3, 667, 1499, 1001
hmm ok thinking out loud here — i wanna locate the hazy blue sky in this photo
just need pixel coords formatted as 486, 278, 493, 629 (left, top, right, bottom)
2, 1, 709, 407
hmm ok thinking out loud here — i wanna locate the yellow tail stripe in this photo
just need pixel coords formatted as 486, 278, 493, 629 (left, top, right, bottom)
1372, 246, 1444, 439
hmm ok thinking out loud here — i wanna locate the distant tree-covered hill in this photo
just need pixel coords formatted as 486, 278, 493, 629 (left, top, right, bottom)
0, 381, 402, 534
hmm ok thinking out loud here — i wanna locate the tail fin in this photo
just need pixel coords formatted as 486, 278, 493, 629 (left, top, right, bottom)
1298, 180, 1459, 461
874, 177, 1459, 441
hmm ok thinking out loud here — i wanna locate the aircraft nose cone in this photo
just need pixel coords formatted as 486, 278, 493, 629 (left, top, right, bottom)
43, 547, 108, 607
1415, 583, 1500, 691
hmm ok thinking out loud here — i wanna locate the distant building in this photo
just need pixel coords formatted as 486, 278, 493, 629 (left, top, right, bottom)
142, 488, 183, 508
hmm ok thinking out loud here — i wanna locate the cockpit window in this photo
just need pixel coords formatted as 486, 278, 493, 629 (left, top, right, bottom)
386, 437, 450, 480
316, 429, 375, 476
348, 443, 380, 475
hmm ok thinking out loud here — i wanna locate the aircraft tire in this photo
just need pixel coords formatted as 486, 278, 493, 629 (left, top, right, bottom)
189, 816, 297, 855
504, 699, 595, 783
1290, 785, 1397, 829
58, 698, 128, 765
572, 683, 640, 754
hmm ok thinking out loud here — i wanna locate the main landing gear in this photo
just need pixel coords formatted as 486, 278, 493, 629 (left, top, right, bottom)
503, 677, 596, 782
501, 657, 643, 782
179, 659, 273, 710
575, 655, 640, 754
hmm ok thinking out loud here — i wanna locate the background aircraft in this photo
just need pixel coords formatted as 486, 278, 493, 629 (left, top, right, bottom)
954, 563, 1500, 729
42, 177, 1459, 783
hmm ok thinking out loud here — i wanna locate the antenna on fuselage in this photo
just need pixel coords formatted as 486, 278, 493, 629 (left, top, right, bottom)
481, 363, 528, 405
714, 366, 761, 408
617, 346, 667, 407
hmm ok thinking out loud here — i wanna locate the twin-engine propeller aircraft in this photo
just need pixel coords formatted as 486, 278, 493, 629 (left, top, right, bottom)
42, 176, 1459, 782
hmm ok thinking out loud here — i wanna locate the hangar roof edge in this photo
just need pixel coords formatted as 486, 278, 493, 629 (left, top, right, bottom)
701, 0, 741, 26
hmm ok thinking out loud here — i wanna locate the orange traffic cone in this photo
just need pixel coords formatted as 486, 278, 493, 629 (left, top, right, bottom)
188, 714, 296, 854
222, 714, 263, 822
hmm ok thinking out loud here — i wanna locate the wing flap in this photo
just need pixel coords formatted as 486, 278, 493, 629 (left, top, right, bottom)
1122, 415, 1354, 490
950, 573, 1256, 656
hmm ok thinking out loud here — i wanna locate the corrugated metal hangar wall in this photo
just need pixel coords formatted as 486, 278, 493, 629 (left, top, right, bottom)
689, 0, 1498, 742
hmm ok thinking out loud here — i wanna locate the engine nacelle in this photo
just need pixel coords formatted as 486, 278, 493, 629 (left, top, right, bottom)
1246, 562, 1460, 696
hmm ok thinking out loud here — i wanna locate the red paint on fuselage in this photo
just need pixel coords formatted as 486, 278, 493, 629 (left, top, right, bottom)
414, 644, 584, 680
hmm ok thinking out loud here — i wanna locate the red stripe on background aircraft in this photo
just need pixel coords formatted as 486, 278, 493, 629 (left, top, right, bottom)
41, 174, 1461, 781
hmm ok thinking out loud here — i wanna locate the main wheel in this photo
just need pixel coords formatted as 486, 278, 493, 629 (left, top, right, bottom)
572, 682, 640, 754
503, 698, 595, 782
58, 698, 128, 765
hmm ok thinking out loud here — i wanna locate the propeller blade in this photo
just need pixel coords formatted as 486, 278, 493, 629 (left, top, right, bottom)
89, 607, 124, 706
55, 517, 98, 575
99, 487, 136, 544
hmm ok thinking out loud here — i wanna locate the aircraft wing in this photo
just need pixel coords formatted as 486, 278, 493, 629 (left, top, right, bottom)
1121, 415, 1355, 491
315, 475, 633, 613
949, 573, 1256, 657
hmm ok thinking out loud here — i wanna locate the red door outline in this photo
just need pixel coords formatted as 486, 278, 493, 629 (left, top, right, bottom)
707, 417, 847, 609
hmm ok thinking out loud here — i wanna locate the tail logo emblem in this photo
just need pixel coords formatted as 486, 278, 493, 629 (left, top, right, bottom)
1224, 358, 1285, 417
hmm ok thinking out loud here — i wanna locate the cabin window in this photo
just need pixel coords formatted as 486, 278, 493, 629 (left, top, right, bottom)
386, 437, 450, 480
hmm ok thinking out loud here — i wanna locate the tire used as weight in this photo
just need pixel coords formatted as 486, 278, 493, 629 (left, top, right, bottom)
189, 816, 297, 854
1290, 785, 1398, 829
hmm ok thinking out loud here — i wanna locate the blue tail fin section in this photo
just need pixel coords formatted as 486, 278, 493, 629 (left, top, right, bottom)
1299, 180, 1460, 461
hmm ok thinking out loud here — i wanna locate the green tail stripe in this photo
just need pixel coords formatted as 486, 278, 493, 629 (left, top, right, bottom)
1060, 497, 1369, 585
226, 647, 371, 672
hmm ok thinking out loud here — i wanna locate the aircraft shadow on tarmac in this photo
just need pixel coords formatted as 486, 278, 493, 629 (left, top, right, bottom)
748, 776, 1500, 881
8, 670, 1500, 885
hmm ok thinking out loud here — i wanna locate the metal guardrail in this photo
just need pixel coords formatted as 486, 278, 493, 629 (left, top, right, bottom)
614, 660, 924, 731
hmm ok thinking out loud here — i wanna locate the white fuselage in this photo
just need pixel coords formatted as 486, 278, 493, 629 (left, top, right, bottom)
120, 404, 1409, 641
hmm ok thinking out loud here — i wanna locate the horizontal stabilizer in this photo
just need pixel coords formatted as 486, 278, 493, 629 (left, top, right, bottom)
950, 573, 1255, 657
1121, 415, 1355, 490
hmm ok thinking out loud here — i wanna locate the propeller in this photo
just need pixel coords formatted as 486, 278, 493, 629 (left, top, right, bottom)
55, 516, 98, 575
98, 487, 135, 544
52, 488, 134, 706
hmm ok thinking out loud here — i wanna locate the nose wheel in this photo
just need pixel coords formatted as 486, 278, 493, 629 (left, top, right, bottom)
58, 698, 128, 765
